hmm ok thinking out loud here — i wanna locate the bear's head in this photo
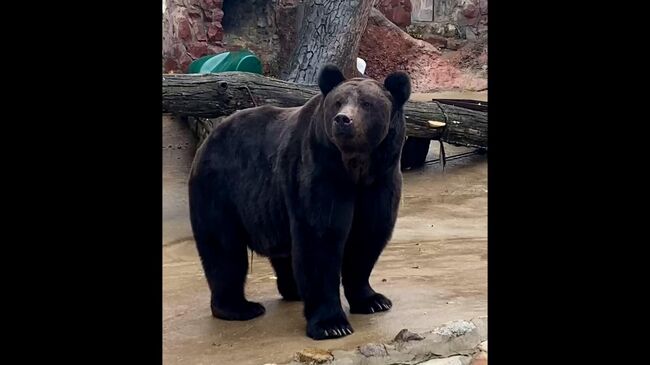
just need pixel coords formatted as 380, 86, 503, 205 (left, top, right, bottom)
317, 64, 411, 158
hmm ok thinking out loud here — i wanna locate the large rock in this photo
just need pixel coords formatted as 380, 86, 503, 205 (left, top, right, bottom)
375, 0, 412, 28
162, 0, 225, 73
295, 348, 333, 364
358, 343, 388, 357
359, 8, 486, 92
454, 0, 487, 25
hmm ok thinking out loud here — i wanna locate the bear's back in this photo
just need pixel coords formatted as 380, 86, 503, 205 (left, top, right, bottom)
190, 104, 302, 255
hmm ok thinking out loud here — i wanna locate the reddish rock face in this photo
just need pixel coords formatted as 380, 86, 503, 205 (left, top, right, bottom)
186, 42, 209, 59
177, 18, 192, 41
163, 0, 298, 77
359, 8, 486, 92
207, 23, 223, 43
375, 0, 412, 28
163, 0, 225, 73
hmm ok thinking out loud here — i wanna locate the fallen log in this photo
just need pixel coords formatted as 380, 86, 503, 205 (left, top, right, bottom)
162, 72, 487, 149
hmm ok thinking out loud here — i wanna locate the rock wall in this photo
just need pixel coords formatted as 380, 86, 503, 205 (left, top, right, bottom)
405, 0, 487, 76
359, 8, 486, 92
221, 0, 301, 77
163, 0, 301, 76
162, 0, 226, 73
411, 0, 487, 39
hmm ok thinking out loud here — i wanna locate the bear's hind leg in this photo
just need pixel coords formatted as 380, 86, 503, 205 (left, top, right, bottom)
190, 189, 266, 321
270, 256, 301, 301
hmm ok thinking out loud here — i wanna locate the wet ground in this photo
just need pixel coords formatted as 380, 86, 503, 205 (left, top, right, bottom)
162, 93, 487, 365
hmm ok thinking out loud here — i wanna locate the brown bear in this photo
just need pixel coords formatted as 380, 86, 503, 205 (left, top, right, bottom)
188, 64, 411, 340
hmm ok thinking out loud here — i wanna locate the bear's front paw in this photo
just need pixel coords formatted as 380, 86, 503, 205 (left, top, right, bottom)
307, 316, 354, 340
349, 293, 392, 314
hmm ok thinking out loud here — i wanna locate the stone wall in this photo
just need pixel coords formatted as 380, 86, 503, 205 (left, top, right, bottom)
411, 0, 487, 39
163, 0, 301, 76
221, 0, 301, 77
162, 0, 226, 73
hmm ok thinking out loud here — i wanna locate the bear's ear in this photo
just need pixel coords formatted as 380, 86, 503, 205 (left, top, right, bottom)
384, 71, 411, 108
318, 64, 346, 96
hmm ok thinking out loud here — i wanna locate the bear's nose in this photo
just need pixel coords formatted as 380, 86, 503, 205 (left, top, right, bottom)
334, 113, 352, 125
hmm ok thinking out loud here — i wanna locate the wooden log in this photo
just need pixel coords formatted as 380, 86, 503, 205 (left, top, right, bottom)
162, 72, 487, 149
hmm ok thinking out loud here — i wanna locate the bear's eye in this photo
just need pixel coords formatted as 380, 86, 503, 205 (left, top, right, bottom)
361, 101, 372, 108
335, 101, 342, 108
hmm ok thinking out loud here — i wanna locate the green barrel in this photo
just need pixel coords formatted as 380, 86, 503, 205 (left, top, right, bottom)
187, 50, 263, 74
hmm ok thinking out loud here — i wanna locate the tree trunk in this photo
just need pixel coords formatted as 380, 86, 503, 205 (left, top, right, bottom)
162, 72, 487, 149
282, 0, 375, 83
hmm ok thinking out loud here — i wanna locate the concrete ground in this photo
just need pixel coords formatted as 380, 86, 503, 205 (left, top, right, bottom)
162, 94, 487, 364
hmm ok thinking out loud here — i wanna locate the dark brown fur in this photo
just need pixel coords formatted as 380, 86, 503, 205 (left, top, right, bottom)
188, 65, 411, 340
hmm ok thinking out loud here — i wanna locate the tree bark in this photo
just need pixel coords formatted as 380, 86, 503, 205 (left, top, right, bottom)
282, 0, 375, 83
162, 72, 487, 149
